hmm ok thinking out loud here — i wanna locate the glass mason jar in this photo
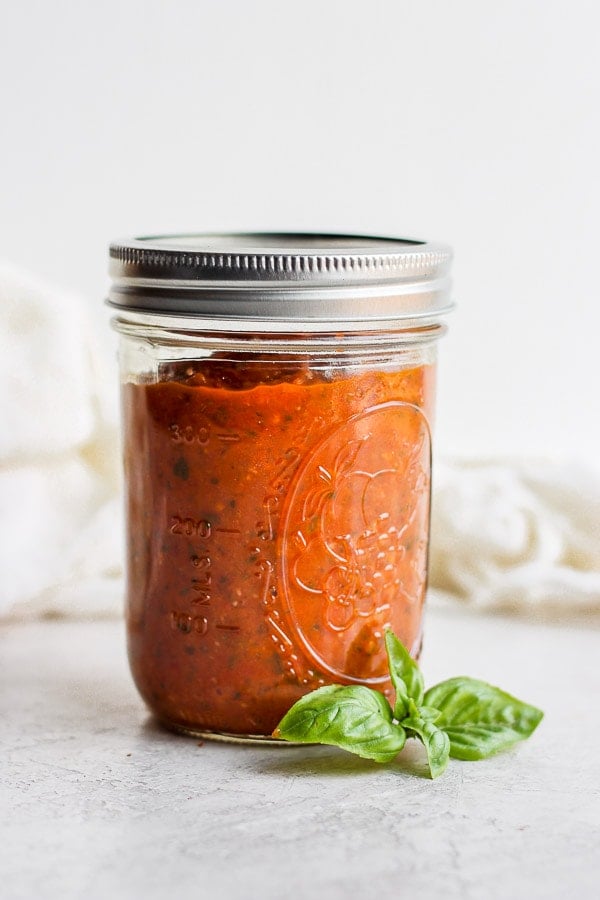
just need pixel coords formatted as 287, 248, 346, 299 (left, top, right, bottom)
108, 233, 453, 741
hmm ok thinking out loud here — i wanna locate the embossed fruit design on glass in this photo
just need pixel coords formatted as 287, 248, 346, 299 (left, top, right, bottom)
109, 233, 452, 739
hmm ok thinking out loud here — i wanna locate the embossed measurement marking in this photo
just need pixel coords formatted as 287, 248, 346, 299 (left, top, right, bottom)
170, 516, 212, 537
216, 433, 241, 442
170, 611, 209, 635
168, 512, 243, 638
169, 423, 240, 445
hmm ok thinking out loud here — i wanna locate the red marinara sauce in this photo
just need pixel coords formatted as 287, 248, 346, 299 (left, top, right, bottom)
123, 358, 435, 737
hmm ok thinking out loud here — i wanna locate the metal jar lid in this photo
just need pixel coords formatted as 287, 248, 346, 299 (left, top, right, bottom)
108, 232, 453, 330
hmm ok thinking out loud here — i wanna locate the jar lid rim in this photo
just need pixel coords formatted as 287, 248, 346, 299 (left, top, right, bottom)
108, 232, 453, 321
110, 232, 451, 282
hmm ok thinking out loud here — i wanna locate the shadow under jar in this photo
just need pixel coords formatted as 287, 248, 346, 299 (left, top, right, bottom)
108, 233, 453, 741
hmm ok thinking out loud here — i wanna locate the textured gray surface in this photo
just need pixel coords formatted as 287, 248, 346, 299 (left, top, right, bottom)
2, 608, 598, 900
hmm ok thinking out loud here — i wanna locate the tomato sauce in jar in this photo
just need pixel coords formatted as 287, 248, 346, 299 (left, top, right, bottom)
109, 233, 452, 739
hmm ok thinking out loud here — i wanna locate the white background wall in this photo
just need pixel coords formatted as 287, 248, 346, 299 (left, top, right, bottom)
1, 0, 598, 463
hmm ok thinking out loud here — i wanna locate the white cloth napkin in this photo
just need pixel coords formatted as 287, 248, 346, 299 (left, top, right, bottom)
429, 458, 600, 616
0, 261, 123, 619
1, 262, 598, 620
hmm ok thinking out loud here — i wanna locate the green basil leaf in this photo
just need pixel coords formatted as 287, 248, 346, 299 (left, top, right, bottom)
384, 630, 424, 717
416, 705, 442, 723
403, 716, 450, 779
424, 677, 544, 760
274, 684, 406, 763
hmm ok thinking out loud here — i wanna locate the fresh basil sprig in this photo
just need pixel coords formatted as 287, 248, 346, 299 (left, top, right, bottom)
273, 630, 543, 779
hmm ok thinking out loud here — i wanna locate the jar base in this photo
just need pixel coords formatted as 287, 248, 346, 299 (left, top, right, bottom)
158, 717, 299, 746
